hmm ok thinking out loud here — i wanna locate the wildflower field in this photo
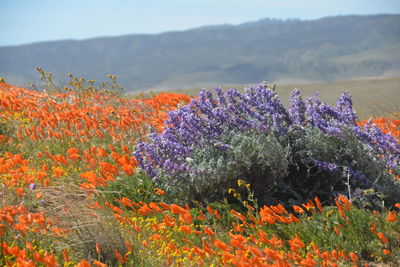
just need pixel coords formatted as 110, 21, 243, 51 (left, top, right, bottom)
0, 77, 399, 267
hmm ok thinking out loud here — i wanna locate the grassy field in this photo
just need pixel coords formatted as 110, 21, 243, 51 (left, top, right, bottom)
165, 77, 400, 120
1, 79, 399, 266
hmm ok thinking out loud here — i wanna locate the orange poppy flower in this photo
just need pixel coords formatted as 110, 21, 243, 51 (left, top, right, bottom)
148, 202, 162, 213
377, 232, 389, 243
62, 249, 70, 262
348, 251, 358, 263
114, 250, 125, 264
314, 196, 324, 212
214, 239, 231, 251
204, 227, 216, 236
170, 204, 186, 215
383, 249, 391, 255
386, 211, 398, 222
93, 260, 107, 267
154, 188, 165, 195
289, 213, 300, 223
293, 205, 305, 214
179, 225, 192, 234
300, 257, 318, 267
96, 242, 102, 254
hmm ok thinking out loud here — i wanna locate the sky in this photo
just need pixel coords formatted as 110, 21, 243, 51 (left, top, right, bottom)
1, 0, 399, 47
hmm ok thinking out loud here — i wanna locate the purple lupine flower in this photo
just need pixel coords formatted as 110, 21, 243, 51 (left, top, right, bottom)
214, 86, 227, 106
289, 89, 306, 125
135, 84, 292, 184
312, 160, 339, 172
347, 168, 370, 186
134, 85, 400, 201
354, 120, 400, 170
336, 91, 357, 125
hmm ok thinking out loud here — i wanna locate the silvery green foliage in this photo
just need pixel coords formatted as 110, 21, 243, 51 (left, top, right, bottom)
158, 129, 290, 202
134, 84, 400, 205
290, 126, 400, 205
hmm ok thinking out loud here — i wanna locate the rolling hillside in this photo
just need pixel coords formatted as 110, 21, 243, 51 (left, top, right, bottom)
1, 14, 399, 91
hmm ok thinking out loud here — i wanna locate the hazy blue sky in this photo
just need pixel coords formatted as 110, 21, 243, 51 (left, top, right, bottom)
1, 0, 399, 46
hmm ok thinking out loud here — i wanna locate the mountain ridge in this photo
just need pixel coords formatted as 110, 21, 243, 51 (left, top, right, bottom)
1, 14, 399, 91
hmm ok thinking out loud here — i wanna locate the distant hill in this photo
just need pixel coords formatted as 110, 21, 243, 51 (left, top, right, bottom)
1, 14, 399, 91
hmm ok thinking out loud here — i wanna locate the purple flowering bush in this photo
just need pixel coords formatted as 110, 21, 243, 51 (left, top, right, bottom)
134, 84, 400, 206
